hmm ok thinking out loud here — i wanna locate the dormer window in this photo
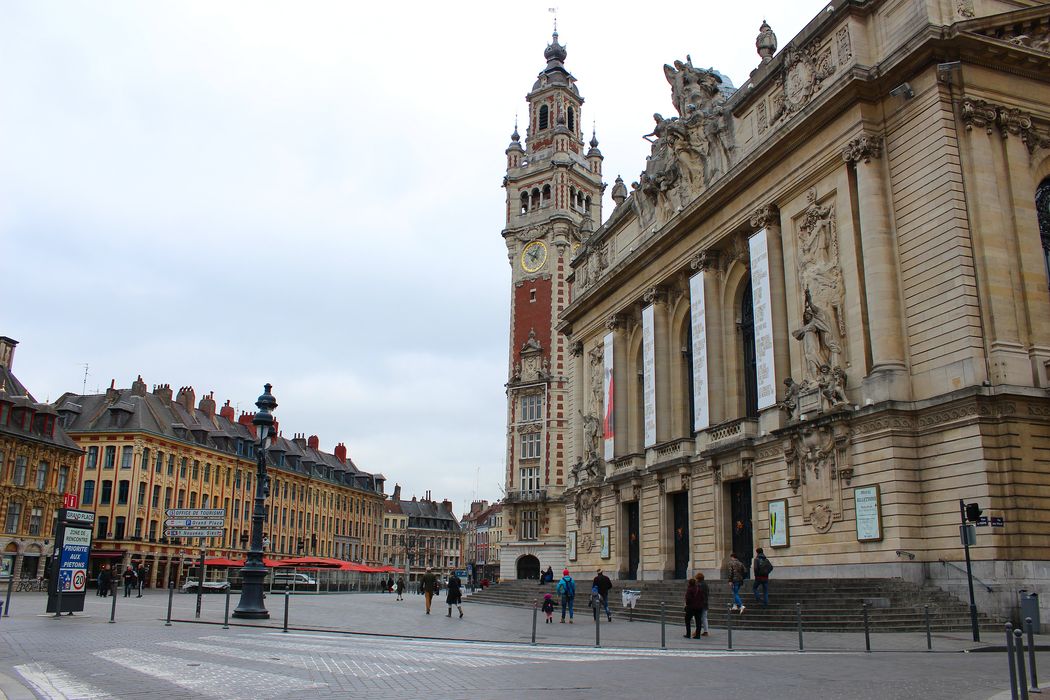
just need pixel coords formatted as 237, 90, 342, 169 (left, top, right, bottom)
539, 105, 549, 130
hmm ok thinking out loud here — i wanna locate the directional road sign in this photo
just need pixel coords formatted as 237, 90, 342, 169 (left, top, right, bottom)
165, 508, 226, 518
164, 519, 226, 528
164, 528, 225, 538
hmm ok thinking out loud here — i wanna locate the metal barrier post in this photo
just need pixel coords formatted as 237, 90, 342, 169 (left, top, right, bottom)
531, 601, 538, 646
109, 588, 117, 623
659, 602, 665, 650
1025, 617, 1039, 692
925, 605, 932, 651
165, 582, 174, 627
596, 605, 601, 648
1008, 623, 1020, 700
1016, 629, 1031, 700
222, 586, 231, 630
3, 573, 13, 618
282, 591, 290, 633
797, 602, 804, 652
863, 603, 871, 652
727, 603, 733, 651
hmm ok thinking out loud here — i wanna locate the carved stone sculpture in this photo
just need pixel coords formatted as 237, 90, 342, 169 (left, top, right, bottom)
756, 20, 777, 65
610, 175, 628, 207
792, 290, 841, 382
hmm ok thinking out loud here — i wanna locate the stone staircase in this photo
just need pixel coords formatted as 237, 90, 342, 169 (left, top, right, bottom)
467, 578, 1003, 632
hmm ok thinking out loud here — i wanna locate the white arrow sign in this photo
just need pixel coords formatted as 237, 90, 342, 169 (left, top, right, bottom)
164, 519, 225, 528
165, 509, 226, 518
164, 529, 225, 538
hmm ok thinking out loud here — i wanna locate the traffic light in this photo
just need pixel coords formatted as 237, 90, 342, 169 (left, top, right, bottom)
965, 502, 983, 522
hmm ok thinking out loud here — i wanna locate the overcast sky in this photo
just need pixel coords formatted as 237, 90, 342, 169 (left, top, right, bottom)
2, 0, 828, 516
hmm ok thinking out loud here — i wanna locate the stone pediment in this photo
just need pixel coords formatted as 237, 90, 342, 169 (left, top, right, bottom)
956, 6, 1050, 54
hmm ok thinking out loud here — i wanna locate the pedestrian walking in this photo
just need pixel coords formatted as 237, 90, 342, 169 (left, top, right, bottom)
556, 569, 576, 623
684, 578, 702, 638
136, 563, 146, 597
395, 576, 405, 601
122, 565, 137, 597
728, 552, 746, 613
446, 572, 464, 618
592, 568, 613, 622
542, 593, 555, 623
695, 572, 710, 636
421, 567, 439, 614
97, 567, 108, 597
752, 547, 772, 607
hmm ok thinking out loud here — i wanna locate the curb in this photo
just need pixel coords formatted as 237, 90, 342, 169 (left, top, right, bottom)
0, 671, 35, 700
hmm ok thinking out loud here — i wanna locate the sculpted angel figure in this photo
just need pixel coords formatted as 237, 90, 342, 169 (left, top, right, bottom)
792, 290, 840, 381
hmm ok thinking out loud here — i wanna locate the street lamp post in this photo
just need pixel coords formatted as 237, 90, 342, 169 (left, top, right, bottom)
233, 384, 277, 619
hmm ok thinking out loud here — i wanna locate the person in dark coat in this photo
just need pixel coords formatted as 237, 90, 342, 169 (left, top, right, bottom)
98, 567, 111, 597
122, 565, 137, 597
592, 568, 613, 622
446, 572, 463, 618
695, 572, 710, 636
395, 576, 405, 601
136, 563, 146, 597
684, 578, 703, 638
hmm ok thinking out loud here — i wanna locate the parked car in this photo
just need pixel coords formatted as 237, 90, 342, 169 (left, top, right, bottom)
270, 571, 317, 590
181, 578, 230, 593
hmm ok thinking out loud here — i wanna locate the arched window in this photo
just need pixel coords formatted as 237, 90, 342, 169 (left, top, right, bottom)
530, 188, 540, 209
542, 184, 551, 204
585, 196, 592, 211
1037, 177, 1050, 291
520, 192, 529, 214
539, 105, 549, 130
568, 107, 576, 132
740, 280, 759, 418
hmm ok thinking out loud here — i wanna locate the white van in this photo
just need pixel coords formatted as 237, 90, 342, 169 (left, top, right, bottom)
270, 571, 317, 590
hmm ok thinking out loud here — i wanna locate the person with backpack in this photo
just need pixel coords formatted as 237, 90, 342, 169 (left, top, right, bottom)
556, 568, 576, 623
541, 593, 555, 623
727, 552, 747, 613
753, 547, 773, 607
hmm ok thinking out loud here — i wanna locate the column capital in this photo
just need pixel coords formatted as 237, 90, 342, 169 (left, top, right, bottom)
641, 285, 669, 305
841, 133, 882, 164
689, 249, 720, 272
605, 313, 628, 332
749, 204, 781, 230
959, 97, 1050, 152
569, 340, 584, 358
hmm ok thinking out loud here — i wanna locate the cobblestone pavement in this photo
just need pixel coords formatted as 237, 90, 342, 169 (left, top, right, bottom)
0, 590, 1037, 699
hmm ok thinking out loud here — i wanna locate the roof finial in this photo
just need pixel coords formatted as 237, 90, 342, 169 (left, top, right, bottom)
549, 6, 558, 33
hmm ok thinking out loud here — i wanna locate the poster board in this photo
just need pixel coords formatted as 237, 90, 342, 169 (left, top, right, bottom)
567, 531, 577, 562
599, 526, 611, 559
854, 485, 883, 542
768, 499, 789, 548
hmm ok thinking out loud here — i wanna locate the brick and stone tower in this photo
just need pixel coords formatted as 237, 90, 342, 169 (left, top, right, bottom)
500, 31, 604, 580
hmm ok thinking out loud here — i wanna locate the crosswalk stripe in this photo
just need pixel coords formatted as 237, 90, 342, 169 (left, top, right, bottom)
93, 648, 325, 699
14, 662, 114, 700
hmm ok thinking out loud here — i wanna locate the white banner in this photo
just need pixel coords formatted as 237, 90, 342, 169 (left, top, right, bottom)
749, 229, 777, 410
602, 332, 615, 461
642, 304, 656, 447
689, 272, 709, 431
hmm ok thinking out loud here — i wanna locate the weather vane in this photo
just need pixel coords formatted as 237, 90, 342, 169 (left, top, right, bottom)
549, 7, 558, 33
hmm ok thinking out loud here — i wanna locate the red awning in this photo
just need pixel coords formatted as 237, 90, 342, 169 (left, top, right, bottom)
90, 551, 123, 558
203, 558, 243, 567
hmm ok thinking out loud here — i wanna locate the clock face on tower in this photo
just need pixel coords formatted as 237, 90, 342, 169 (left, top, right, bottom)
521, 240, 548, 273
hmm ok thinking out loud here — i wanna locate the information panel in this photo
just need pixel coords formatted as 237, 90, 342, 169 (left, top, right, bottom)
689, 272, 710, 432
749, 230, 777, 410
58, 526, 91, 593
768, 499, 789, 548
855, 485, 883, 542
642, 304, 656, 448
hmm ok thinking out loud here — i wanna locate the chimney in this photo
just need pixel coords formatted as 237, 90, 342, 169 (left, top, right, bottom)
175, 386, 195, 412
105, 379, 120, 403
238, 411, 257, 437
198, 391, 216, 415
219, 400, 235, 422
130, 375, 147, 396
307, 435, 319, 450
442, 499, 453, 514
153, 384, 173, 402
334, 443, 347, 464
0, 337, 17, 370
292, 433, 307, 449
392, 483, 401, 502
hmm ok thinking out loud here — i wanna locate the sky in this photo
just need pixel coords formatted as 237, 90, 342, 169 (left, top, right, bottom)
1, 0, 829, 517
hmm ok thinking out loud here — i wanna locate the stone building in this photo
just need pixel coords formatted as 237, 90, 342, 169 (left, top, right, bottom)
462, 500, 503, 585
391, 487, 462, 582
53, 378, 386, 586
499, 31, 604, 581
520, 0, 1050, 626
0, 337, 83, 581
381, 495, 409, 576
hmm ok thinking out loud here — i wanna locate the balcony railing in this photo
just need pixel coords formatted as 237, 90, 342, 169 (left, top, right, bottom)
505, 489, 547, 503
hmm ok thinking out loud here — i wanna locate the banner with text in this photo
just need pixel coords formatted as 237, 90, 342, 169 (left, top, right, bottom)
749, 229, 777, 410
603, 332, 615, 461
642, 304, 656, 447
689, 272, 710, 431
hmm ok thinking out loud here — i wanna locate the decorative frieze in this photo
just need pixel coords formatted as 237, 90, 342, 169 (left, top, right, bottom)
960, 97, 1050, 153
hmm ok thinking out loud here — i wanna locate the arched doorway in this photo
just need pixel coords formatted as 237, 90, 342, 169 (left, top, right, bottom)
516, 554, 540, 580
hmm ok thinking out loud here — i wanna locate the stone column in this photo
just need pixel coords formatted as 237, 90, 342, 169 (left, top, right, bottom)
842, 134, 909, 400
750, 205, 791, 430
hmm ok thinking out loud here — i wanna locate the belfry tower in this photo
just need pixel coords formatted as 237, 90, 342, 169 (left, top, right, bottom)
500, 31, 604, 580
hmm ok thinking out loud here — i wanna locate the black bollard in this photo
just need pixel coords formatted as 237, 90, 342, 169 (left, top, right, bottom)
1025, 617, 1039, 692
727, 603, 733, 651
4, 572, 13, 617
109, 588, 117, 623
797, 602, 804, 652
282, 591, 290, 633
1016, 628, 1031, 700
862, 603, 870, 652
531, 601, 538, 646
925, 605, 932, 651
223, 586, 231, 630
165, 582, 174, 627
659, 602, 665, 650
596, 605, 601, 648
1007, 623, 1019, 700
